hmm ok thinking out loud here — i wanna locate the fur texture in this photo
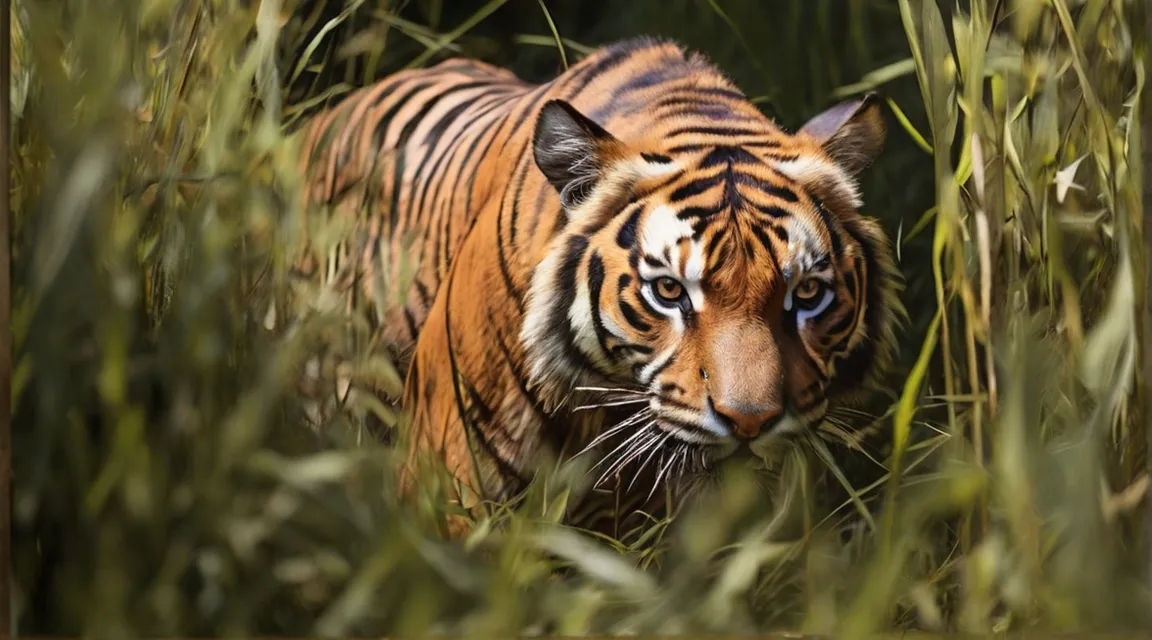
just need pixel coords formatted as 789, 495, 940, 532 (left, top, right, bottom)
296, 36, 906, 536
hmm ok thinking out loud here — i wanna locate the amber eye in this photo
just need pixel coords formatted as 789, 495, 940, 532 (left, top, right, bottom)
792, 279, 826, 310
653, 277, 686, 304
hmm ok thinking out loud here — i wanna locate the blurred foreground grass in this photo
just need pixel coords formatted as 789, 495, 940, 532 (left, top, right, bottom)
10, 0, 1152, 636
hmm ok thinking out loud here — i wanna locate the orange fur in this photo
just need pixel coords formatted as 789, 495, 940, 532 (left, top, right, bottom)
295, 37, 905, 536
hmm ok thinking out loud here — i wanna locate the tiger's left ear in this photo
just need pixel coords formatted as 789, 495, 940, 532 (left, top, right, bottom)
532, 99, 625, 210
799, 92, 886, 176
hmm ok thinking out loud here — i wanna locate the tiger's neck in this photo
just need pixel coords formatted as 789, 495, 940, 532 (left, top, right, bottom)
401, 138, 589, 511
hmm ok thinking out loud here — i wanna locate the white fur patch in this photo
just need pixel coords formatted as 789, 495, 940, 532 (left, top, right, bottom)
638, 347, 676, 385
519, 155, 683, 409
774, 155, 863, 208
793, 289, 835, 328
637, 205, 707, 312
566, 157, 681, 229
567, 267, 612, 368
520, 236, 581, 408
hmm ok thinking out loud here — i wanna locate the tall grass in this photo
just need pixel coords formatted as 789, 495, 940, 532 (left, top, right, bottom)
11, 0, 1150, 636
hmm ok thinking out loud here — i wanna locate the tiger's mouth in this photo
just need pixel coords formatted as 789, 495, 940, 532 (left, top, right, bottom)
647, 397, 810, 448
576, 402, 811, 493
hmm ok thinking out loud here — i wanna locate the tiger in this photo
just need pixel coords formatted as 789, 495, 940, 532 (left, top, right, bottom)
295, 35, 905, 537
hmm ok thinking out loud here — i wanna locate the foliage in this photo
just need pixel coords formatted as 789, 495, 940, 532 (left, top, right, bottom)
11, 0, 1151, 636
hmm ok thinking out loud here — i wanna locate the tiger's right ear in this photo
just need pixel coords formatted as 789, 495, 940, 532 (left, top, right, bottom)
799, 92, 886, 176
532, 100, 623, 210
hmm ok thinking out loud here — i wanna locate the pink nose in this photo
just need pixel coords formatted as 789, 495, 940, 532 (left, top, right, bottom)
712, 402, 782, 440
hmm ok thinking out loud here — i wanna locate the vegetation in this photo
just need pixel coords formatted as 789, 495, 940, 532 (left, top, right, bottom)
11, 0, 1151, 636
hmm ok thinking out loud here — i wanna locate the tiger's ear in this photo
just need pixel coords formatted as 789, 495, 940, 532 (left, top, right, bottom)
799, 92, 886, 176
532, 99, 623, 210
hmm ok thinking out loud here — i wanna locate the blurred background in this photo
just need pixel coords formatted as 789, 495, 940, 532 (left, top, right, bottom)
9, 0, 1150, 636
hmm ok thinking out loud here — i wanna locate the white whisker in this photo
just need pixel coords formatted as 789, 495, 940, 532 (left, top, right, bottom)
572, 397, 650, 412
574, 386, 651, 396
648, 448, 681, 502
587, 422, 653, 474
628, 429, 674, 492
572, 409, 652, 459
594, 424, 660, 488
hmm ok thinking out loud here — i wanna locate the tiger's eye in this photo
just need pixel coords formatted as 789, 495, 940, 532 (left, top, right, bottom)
654, 277, 684, 302
794, 278, 822, 302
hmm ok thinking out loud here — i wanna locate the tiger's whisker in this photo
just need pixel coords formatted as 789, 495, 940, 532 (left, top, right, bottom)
572, 398, 650, 412
627, 429, 674, 492
572, 409, 652, 459
587, 421, 654, 474
648, 448, 681, 503
593, 423, 659, 488
573, 386, 651, 396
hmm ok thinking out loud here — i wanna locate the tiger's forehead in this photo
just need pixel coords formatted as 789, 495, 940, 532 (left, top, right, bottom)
630, 157, 837, 288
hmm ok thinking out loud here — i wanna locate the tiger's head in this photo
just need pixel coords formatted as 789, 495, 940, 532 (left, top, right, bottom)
520, 92, 904, 463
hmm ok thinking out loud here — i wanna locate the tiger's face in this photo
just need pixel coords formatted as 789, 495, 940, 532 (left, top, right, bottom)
521, 94, 903, 462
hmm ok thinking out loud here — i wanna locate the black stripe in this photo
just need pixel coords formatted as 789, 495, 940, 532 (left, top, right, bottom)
499, 83, 553, 153
824, 309, 854, 337
703, 229, 728, 262
736, 173, 799, 203
404, 308, 419, 342
666, 144, 710, 154
611, 343, 655, 357
843, 258, 859, 299
660, 104, 748, 121
669, 175, 724, 202
642, 254, 665, 270
563, 42, 650, 100
413, 277, 433, 308
752, 203, 789, 218
552, 235, 598, 373
641, 152, 673, 164
619, 299, 653, 332
448, 109, 515, 267
426, 94, 509, 276
749, 224, 776, 258
419, 82, 492, 147
485, 304, 548, 416
666, 125, 774, 138
631, 170, 687, 200
676, 205, 723, 221
708, 235, 734, 274
442, 259, 526, 500
699, 145, 761, 169
496, 157, 531, 313
371, 81, 435, 151
653, 86, 747, 109
779, 310, 827, 380
587, 251, 613, 358
616, 206, 642, 248
378, 82, 437, 246
393, 83, 490, 231
811, 196, 844, 256
614, 67, 684, 98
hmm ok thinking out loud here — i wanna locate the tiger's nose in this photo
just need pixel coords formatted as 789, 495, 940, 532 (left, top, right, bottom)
711, 402, 783, 440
